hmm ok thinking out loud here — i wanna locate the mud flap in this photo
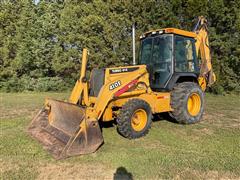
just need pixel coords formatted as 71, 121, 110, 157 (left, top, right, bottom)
28, 99, 103, 159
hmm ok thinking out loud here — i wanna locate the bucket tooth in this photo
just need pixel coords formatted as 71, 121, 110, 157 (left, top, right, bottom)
28, 99, 103, 159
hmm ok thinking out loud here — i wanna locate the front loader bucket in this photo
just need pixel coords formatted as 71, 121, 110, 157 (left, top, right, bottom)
28, 99, 103, 159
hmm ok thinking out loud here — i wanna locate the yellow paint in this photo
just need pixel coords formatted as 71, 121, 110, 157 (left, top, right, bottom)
194, 16, 216, 87
131, 109, 147, 131
93, 65, 149, 119
187, 93, 201, 116
118, 89, 147, 98
109, 92, 171, 121
143, 28, 196, 38
69, 48, 89, 104
89, 96, 97, 104
198, 76, 207, 91
139, 93, 171, 113
103, 107, 113, 121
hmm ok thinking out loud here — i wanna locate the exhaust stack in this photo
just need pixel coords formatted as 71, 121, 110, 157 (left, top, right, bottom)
132, 23, 136, 65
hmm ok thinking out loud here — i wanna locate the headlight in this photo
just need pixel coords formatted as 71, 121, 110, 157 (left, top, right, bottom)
159, 30, 164, 34
151, 31, 156, 35
140, 34, 145, 39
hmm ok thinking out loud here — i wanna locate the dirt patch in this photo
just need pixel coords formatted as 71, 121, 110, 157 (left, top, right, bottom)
0, 108, 40, 120
37, 162, 115, 180
144, 140, 170, 150
203, 112, 240, 129
0, 159, 19, 173
193, 127, 214, 136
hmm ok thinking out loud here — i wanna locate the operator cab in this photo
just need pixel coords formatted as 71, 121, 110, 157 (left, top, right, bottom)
139, 28, 199, 91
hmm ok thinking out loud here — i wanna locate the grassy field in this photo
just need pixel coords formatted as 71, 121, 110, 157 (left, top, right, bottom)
0, 92, 239, 179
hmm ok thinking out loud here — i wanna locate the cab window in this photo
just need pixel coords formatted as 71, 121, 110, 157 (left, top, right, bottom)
174, 35, 198, 72
139, 38, 152, 65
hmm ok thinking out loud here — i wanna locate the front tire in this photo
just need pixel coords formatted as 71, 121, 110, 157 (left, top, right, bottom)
170, 82, 204, 124
117, 99, 152, 139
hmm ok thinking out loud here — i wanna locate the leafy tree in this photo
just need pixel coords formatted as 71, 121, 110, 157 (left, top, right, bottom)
0, 0, 239, 93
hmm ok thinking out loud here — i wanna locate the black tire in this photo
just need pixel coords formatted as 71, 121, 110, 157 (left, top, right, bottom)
170, 82, 204, 124
117, 99, 152, 139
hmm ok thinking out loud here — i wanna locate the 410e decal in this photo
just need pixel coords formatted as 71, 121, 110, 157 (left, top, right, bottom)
109, 81, 121, 90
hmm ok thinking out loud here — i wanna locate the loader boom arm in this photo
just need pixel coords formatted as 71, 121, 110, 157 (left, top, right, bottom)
194, 16, 216, 88
69, 48, 89, 105
93, 67, 148, 119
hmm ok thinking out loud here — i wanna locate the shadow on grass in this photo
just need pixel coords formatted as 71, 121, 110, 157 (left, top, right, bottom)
153, 112, 178, 124
113, 167, 133, 180
99, 112, 179, 130
99, 120, 116, 129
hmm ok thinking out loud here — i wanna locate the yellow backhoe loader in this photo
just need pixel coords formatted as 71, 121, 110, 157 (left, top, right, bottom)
28, 16, 216, 159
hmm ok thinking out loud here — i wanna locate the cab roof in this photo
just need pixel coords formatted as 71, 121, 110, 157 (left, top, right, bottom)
142, 28, 196, 38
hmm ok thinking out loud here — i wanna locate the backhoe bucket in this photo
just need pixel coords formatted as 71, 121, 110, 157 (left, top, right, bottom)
28, 99, 103, 159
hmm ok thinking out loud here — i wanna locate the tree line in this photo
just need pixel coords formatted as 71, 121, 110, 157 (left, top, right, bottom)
0, 0, 239, 94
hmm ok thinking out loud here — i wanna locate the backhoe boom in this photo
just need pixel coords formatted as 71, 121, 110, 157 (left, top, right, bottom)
194, 16, 216, 89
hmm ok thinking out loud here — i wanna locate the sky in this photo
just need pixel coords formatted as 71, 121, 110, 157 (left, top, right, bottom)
34, 0, 40, 5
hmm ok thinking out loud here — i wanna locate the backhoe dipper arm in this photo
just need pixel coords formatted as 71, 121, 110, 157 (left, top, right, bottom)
194, 16, 216, 88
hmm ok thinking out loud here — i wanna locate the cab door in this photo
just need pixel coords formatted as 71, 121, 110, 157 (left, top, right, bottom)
150, 35, 173, 90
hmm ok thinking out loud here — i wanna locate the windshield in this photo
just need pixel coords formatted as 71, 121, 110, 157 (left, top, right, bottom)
139, 35, 173, 65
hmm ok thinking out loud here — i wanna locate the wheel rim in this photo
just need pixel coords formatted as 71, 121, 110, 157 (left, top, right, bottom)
131, 109, 147, 131
187, 93, 201, 116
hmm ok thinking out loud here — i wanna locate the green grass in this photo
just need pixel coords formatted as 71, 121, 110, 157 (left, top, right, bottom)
0, 92, 240, 179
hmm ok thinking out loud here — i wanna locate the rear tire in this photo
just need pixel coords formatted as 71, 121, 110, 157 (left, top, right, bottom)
170, 82, 204, 124
117, 99, 152, 139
